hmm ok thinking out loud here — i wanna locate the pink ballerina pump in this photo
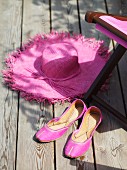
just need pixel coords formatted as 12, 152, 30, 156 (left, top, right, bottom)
64, 106, 102, 158
36, 99, 87, 142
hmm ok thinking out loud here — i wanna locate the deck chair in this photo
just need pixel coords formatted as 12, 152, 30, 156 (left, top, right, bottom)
84, 11, 127, 128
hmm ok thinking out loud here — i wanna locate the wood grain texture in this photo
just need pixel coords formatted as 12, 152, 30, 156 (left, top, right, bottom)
51, 0, 79, 33
88, 0, 127, 169
104, 0, 127, 169
22, 0, 50, 39
78, 1, 110, 169
121, 0, 127, 16
51, 0, 95, 169
0, 0, 22, 169
51, 0, 79, 169
16, 0, 54, 170
17, 100, 54, 170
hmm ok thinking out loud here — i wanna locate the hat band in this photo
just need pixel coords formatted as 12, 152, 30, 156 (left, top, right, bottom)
25, 67, 81, 81
17, 67, 81, 95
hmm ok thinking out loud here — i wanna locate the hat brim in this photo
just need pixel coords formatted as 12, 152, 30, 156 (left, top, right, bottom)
3, 31, 109, 103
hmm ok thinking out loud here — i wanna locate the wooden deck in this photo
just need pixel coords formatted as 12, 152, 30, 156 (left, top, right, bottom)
0, 0, 127, 169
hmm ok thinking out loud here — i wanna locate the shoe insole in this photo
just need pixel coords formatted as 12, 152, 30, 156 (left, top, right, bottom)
73, 112, 100, 143
49, 106, 83, 130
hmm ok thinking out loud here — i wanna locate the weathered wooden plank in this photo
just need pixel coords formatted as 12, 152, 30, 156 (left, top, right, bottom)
93, 114, 127, 170
51, 0, 95, 169
16, 0, 54, 170
22, 0, 50, 38
103, 0, 127, 169
51, 0, 80, 169
51, 0, 79, 170
78, 0, 110, 169
17, 100, 54, 170
0, 0, 22, 169
51, 0, 79, 33
84, 0, 127, 169
79, 0, 127, 170
94, 0, 127, 169
121, 0, 127, 16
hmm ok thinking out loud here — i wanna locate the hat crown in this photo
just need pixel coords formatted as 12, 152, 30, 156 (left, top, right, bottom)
41, 43, 80, 80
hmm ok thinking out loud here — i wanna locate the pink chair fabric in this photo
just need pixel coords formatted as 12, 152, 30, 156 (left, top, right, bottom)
96, 16, 127, 48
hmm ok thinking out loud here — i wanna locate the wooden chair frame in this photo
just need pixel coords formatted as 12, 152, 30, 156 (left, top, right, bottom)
84, 11, 127, 128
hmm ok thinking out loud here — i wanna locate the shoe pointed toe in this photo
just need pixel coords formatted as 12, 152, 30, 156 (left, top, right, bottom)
64, 106, 102, 158
35, 99, 87, 142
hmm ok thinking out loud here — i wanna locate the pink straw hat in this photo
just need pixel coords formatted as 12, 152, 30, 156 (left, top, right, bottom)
3, 31, 109, 103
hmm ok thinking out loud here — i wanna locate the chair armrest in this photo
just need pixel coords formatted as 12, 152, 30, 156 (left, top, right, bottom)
85, 11, 127, 23
85, 11, 127, 42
